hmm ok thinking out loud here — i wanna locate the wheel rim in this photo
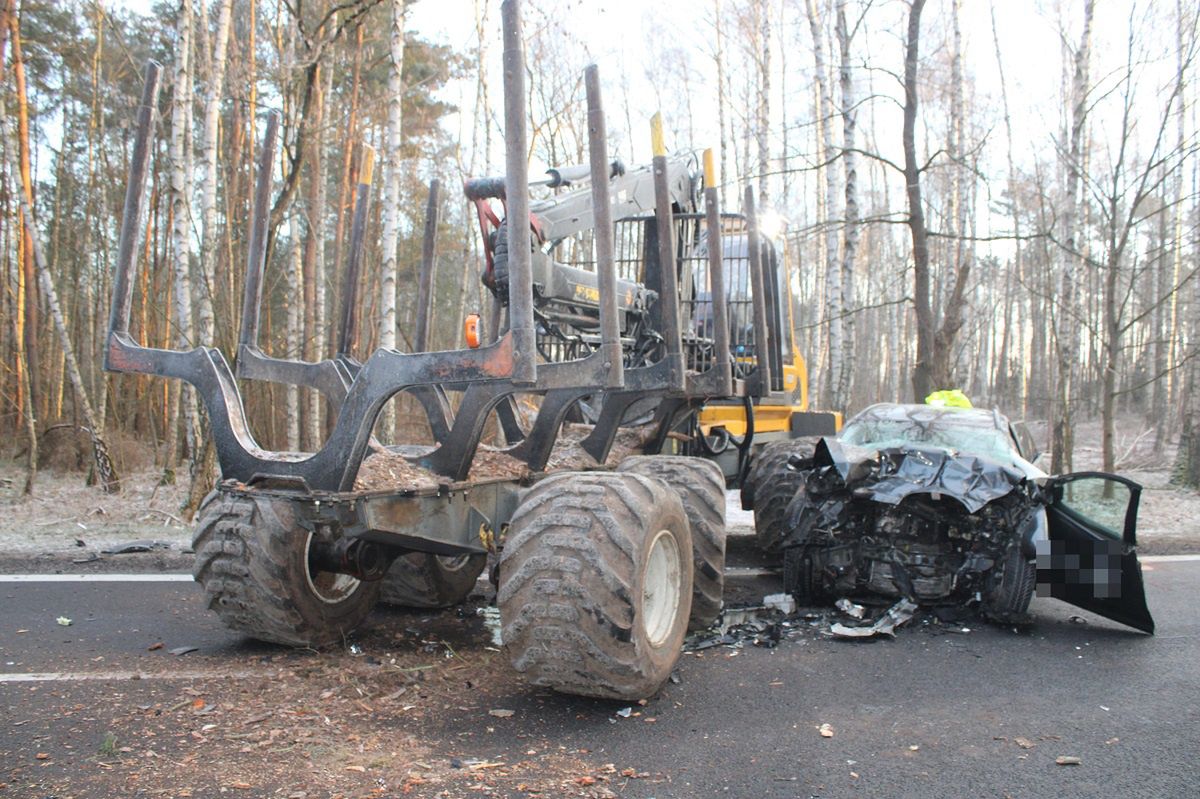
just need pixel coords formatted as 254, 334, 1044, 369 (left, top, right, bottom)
642, 529, 683, 647
303, 533, 361, 604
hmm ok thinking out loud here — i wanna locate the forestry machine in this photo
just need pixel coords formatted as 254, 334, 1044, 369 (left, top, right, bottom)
102, 1, 832, 702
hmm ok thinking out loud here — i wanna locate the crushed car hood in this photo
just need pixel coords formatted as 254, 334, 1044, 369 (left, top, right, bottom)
811, 437, 1029, 513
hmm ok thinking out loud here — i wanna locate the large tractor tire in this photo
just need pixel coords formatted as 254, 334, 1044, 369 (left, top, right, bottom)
750, 440, 817, 553
741, 437, 820, 512
617, 455, 726, 630
498, 472, 693, 700
192, 491, 380, 647
380, 552, 487, 608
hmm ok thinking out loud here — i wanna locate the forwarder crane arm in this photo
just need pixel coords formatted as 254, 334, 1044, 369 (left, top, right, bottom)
464, 155, 701, 330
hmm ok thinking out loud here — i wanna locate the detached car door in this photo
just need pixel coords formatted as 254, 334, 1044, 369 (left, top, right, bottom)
1038, 472, 1154, 633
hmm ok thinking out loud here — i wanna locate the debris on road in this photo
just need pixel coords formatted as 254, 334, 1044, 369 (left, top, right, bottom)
835, 598, 866, 619
477, 606, 503, 646
830, 599, 917, 639
818, 723, 835, 738
685, 604, 800, 651
168, 646, 198, 656
1055, 756, 1082, 766
1015, 737, 1036, 749
763, 593, 797, 615
101, 539, 174, 555
488, 709, 515, 718
56, 616, 72, 626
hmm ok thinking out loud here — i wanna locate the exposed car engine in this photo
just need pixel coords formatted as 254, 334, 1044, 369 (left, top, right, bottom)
782, 439, 1042, 610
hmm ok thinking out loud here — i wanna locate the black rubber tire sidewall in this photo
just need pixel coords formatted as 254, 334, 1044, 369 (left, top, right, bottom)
741, 437, 820, 511
379, 552, 487, 608
193, 490, 380, 648
753, 459, 809, 553
497, 471, 693, 700
983, 544, 1036, 619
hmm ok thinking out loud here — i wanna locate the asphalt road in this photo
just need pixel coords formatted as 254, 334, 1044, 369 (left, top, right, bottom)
1, 553, 1197, 798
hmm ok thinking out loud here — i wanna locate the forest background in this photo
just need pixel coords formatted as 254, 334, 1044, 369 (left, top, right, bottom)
0, 0, 1197, 516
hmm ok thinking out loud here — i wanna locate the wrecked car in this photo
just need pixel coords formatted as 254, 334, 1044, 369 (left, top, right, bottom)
778, 403, 1155, 633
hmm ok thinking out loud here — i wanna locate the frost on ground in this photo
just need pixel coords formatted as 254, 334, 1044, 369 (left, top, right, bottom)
1026, 417, 1200, 554
0, 466, 192, 554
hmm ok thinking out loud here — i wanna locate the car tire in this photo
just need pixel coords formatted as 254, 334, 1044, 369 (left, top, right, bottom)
783, 545, 824, 605
983, 544, 1036, 620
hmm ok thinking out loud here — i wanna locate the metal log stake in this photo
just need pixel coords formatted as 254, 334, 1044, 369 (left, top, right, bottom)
745, 186, 772, 396
651, 113, 686, 393
501, 0, 536, 384
584, 65, 625, 390
337, 146, 375, 358
106, 62, 161, 348
415, 178, 441, 353
238, 111, 280, 351
703, 151, 733, 395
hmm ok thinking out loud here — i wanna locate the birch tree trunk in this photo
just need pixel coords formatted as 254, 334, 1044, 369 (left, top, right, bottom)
164, 0, 195, 484
304, 66, 329, 448
755, 0, 770, 206
1173, 138, 1200, 486
904, 0, 934, 401
1051, 0, 1095, 474
378, 0, 407, 441
990, 2, 1023, 413
835, 0, 858, 408
195, 0, 233, 345
806, 0, 842, 410
11, 163, 120, 491
714, 0, 728, 206
1162, 0, 1189, 449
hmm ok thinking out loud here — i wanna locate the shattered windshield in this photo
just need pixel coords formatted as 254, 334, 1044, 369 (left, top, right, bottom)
840, 417, 1018, 465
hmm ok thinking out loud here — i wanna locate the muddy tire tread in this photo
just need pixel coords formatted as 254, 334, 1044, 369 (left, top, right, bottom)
617, 456, 726, 630
380, 553, 487, 608
192, 491, 379, 647
498, 472, 692, 700
752, 442, 816, 552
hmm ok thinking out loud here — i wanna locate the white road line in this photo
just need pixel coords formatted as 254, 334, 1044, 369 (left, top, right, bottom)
0, 670, 249, 683
0, 574, 193, 582
0, 556, 1191, 586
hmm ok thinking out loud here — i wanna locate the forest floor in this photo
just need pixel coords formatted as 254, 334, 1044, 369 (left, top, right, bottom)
0, 414, 1197, 558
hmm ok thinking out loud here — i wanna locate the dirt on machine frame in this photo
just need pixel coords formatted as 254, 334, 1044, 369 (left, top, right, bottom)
103, 1, 794, 701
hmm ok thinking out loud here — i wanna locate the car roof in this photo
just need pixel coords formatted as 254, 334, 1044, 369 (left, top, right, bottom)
845, 403, 1011, 432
